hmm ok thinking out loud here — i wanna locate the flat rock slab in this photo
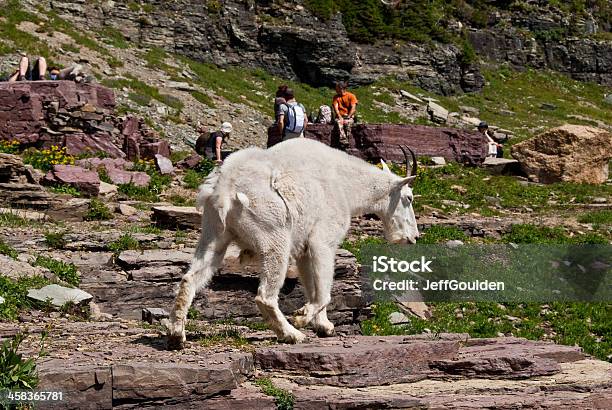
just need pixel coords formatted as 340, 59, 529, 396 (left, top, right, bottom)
256, 335, 588, 387
27, 284, 93, 307
256, 335, 462, 387
13, 321, 254, 409
151, 205, 201, 230
273, 359, 612, 409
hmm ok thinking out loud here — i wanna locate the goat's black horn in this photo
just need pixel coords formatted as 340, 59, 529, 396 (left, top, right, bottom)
399, 145, 418, 177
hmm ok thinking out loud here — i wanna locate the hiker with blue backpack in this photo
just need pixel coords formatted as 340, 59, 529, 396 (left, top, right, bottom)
277, 88, 308, 141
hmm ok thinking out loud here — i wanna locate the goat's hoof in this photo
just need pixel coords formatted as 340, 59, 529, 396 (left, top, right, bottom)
167, 334, 186, 350
315, 327, 336, 338
279, 330, 308, 344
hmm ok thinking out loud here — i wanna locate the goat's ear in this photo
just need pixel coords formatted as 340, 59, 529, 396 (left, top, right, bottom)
395, 176, 416, 188
380, 159, 391, 173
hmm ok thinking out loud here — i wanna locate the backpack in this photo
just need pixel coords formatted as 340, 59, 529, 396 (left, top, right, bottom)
284, 103, 305, 134
316, 105, 332, 124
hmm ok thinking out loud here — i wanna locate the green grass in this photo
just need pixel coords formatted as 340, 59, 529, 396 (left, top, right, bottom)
127, 224, 163, 235
255, 378, 294, 410
191, 90, 216, 108
578, 210, 612, 225
0, 275, 51, 320
419, 225, 468, 244
49, 184, 82, 197
0, 213, 33, 228
503, 224, 608, 244
107, 234, 140, 253
341, 236, 387, 263
34, 256, 80, 286
0, 238, 18, 259
101, 76, 184, 111
44, 231, 67, 249
85, 198, 114, 221
411, 162, 612, 217
362, 301, 611, 362
98, 25, 129, 49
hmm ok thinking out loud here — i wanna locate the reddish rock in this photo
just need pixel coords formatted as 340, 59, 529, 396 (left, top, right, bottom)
141, 140, 171, 159
121, 116, 140, 136
268, 123, 488, 165
151, 206, 201, 230
155, 154, 174, 175
255, 335, 461, 387
75, 157, 132, 171
176, 153, 203, 169
123, 135, 141, 160
105, 167, 150, 187
43, 164, 101, 196
64, 133, 126, 159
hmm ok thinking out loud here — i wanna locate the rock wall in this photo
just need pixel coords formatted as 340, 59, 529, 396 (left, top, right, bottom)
268, 124, 488, 165
32, 0, 612, 94
36, 0, 479, 95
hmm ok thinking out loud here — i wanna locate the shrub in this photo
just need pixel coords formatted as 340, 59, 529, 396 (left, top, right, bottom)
0, 238, 18, 259
34, 256, 80, 286
23, 146, 75, 172
255, 378, 294, 410
0, 140, 20, 154
49, 184, 81, 197
0, 334, 39, 390
85, 198, 114, 221
0, 276, 50, 320
191, 90, 216, 107
107, 234, 140, 253
44, 231, 67, 249
183, 158, 217, 189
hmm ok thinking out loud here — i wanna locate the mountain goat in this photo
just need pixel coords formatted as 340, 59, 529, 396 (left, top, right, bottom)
167, 138, 419, 349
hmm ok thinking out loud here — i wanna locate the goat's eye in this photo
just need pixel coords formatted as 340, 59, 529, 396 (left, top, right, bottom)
402, 196, 412, 205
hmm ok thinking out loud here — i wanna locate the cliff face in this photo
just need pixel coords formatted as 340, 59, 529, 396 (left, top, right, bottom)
40, 0, 612, 93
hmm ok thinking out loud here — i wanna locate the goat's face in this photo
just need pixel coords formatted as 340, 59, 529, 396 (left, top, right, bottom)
380, 160, 419, 244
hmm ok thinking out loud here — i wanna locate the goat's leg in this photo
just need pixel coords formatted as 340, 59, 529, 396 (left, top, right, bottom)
255, 249, 307, 344
167, 235, 229, 349
292, 254, 317, 328
292, 243, 336, 336
309, 243, 337, 337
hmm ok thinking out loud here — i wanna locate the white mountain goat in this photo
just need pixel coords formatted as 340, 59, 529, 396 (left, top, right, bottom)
166, 138, 419, 349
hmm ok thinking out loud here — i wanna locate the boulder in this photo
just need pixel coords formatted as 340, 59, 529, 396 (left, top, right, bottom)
427, 101, 449, 123
64, 133, 125, 158
141, 140, 171, 159
511, 125, 612, 184
0, 255, 52, 280
176, 153, 203, 169
43, 164, 101, 196
105, 168, 150, 187
269, 124, 488, 165
151, 206, 201, 230
154, 154, 174, 175
27, 284, 93, 307
482, 157, 520, 175
99, 181, 118, 198
0, 153, 39, 184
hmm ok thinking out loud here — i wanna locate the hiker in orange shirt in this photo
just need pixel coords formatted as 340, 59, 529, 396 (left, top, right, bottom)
332, 81, 358, 149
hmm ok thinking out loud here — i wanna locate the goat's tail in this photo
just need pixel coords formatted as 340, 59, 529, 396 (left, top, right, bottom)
196, 168, 250, 229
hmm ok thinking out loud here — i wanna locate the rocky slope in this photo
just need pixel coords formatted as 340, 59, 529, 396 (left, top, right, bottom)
38, 0, 612, 93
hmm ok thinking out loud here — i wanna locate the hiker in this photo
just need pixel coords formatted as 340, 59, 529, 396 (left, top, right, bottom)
274, 84, 288, 124
478, 121, 503, 158
278, 88, 307, 141
195, 122, 233, 164
7, 54, 47, 81
332, 81, 358, 148
6, 53, 86, 82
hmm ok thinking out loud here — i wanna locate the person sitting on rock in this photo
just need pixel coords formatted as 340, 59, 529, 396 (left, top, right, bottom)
478, 121, 503, 158
7, 53, 47, 81
332, 81, 358, 149
195, 122, 233, 164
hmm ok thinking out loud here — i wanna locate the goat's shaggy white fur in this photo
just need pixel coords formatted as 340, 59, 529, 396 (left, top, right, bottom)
167, 138, 419, 348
